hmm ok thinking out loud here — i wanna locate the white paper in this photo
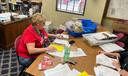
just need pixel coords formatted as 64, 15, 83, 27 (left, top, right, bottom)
94, 66, 120, 76
0, 12, 18, 22
96, 54, 116, 68
47, 48, 86, 57
44, 64, 71, 76
67, 69, 80, 76
53, 38, 69, 46
70, 48, 87, 57
99, 43, 125, 52
61, 34, 69, 39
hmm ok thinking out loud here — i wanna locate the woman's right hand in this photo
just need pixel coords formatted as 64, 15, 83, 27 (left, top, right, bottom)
112, 60, 121, 70
98, 50, 120, 58
46, 46, 56, 52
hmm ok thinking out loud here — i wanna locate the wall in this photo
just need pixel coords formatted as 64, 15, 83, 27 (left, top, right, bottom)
102, 18, 114, 32
41, 0, 107, 25
31, 0, 42, 3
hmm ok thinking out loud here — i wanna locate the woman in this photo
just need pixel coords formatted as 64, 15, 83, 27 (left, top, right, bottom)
17, 13, 60, 67
99, 50, 128, 76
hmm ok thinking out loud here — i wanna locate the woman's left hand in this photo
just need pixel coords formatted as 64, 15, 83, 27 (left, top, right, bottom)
112, 60, 121, 70
56, 34, 63, 39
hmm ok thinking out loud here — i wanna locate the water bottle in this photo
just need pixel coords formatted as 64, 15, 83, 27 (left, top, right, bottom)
64, 45, 70, 62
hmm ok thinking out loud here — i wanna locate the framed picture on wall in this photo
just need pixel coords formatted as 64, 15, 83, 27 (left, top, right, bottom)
56, 0, 87, 15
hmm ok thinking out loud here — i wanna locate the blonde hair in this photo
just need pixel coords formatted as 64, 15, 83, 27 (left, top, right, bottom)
32, 13, 46, 26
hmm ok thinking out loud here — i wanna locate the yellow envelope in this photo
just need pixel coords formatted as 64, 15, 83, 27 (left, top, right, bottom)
50, 43, 64, 52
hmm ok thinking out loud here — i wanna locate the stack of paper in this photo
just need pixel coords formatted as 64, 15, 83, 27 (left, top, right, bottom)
94, 66, 120, 76
102, 32, 117, 38
93, 32, 108, 40
82, 32, 118, 46
47, 48, 86, 57
99, 43, 125, 52
53, 38, 69, 46
44, 64, 80, 76
93, 32, 117, 40
96, 54, 116, 68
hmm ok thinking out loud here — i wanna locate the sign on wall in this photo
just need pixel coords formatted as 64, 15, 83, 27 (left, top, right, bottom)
107, 0, 128, 20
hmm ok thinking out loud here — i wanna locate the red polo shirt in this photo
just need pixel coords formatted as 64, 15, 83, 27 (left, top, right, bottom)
17, 24, 48, 58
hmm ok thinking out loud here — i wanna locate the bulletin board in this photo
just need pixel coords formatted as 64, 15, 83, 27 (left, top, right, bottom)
107, 0, 128, 20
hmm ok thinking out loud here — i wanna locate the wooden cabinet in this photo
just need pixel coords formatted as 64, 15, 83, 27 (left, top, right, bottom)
0, 17, 31, 49
112, 21, 128, 34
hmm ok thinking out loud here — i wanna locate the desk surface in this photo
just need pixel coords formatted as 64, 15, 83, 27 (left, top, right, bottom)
25, 26, 107, 76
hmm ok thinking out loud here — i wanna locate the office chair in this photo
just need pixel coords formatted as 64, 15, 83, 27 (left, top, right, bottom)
116, 33, 125, 40
14, 35, 27, 76
115, 33, 125, 47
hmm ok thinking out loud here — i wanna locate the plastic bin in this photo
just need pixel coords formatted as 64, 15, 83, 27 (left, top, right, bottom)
67, 19, 97, 37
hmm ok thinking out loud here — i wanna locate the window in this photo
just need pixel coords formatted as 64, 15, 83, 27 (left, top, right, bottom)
56, 0, 87, 15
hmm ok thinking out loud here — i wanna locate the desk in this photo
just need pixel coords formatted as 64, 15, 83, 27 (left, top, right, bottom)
0, 17, 31, 49
25, 26, 107, 76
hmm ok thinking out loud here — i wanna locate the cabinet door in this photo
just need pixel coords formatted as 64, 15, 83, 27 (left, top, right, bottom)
0, 17, 31, 49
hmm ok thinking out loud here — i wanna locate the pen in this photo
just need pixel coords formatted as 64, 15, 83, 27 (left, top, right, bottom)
46, 52, 55, 58
102, 33, 109, 38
